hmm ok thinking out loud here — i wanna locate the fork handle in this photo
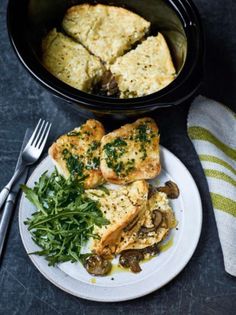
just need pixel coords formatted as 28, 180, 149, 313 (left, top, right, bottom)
0, 193, 17, 260
0, 166, 25, 208
0, 188, 10, 209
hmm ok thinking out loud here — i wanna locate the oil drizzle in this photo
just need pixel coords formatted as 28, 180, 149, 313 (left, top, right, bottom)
90, 278, 97, 284
102, 237, 174, 276
109, 264, 129, 275
159, 236, 174, 252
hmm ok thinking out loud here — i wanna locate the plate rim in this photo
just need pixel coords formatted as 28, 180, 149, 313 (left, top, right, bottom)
18, 146, 202, 302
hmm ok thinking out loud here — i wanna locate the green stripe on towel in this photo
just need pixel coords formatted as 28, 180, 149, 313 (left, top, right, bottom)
199, 155, 236, 176
210, 193, 236, 217
188, 126, 236, 160
204, 169, 236, 187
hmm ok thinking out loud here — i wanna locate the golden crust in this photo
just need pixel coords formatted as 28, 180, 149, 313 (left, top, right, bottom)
110, 33, 176, 98
48, 119, 105, 189
86, 180, 149, 257
42, 28, 105, 92
100, 117, 161, 185
62, 4, 150, 63
116, 191, 177, 252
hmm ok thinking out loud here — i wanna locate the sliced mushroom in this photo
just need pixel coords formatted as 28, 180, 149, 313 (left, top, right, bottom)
148, 184, 157, 199
141, 243, 159, 256
119, 244, 160, 273
123, 215, 140, 232
157, 181, 179, 199
138, 225, 156, 237
138, 209, 163, 237
152, 210, 163, 228
119, 250, 144, 273
84, 254, 112, 276
100, 70, 119, 96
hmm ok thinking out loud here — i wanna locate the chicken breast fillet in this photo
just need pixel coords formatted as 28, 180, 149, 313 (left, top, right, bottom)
100, 117, 161, 184
116, 191, 177, 253
86, 180, 149, 257
48, 119, 105, 189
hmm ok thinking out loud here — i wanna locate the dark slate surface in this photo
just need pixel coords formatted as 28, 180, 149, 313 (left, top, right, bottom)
0, 0, 236, 314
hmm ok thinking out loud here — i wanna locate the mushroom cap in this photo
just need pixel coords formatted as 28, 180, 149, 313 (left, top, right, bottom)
157, 181, 179, 199
84, 254, 112, 276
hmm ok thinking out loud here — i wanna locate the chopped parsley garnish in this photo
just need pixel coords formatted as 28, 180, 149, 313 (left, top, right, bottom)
104, 122, 157, 176
62, 139, 101, 176
104, 137, 127, 160
85, 157, 100, 170
92, 157, 100, 168
21, 170, 109, 266
104, 137, 127, 175
113, 161, 124, 174
89, 140, 100, 151
62, 149, 84, 176
67, 131, 81, 137
134, 123, 154, 160
86, 141, 100, 157
135, 123, 149, 142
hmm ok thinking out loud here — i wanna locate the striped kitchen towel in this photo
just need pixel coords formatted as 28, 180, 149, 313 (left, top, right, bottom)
187, 95, 236, 276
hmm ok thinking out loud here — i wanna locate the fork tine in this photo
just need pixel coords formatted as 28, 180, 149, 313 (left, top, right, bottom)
32, 120, 46, 147
35, 121, 49, 148
25, 119, 42, 147
37, 122, 52, 150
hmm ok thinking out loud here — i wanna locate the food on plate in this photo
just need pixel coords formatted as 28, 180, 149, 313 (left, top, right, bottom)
41, 4, 176, 97
117, 191, 177, 254
86, 189, 176, 274
48, 119, 105, 188
22, 118, 179, 275
119, 249, 145, 273
86, 180, 148, 257
42, 29, 105, 92
110, 34, 176, 98
100, 117, 161, 184
119, 244, 159, 273
84, 254, 112, 276
156, 180, 180, 199
22, 170, 109, 266
62, 4, 150, 64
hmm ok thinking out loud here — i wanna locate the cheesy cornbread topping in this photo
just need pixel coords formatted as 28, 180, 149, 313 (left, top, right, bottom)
41, 4, 176, 98
42, 29, 105, 92
110, 34, 176, 98
62, 4, 150, 64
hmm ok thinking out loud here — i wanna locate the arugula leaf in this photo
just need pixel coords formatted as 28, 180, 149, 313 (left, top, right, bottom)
23, 169, 109, 266
21, 185, 47, 215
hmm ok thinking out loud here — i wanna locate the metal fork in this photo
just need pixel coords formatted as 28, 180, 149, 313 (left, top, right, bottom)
0, 119, 51, 208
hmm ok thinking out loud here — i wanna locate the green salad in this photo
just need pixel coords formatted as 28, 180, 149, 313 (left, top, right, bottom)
21, 170, 109, 266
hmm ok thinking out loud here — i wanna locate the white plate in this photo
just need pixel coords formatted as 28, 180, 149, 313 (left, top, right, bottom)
18, 146, 202, 302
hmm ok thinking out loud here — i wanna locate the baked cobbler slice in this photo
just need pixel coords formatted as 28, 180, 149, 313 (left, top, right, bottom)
42, 29, 105, 92
110, 33, 176, 98
62, 4, 150, 63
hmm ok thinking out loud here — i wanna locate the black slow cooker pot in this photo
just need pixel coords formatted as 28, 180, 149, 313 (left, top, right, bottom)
7, 0, 204, 118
